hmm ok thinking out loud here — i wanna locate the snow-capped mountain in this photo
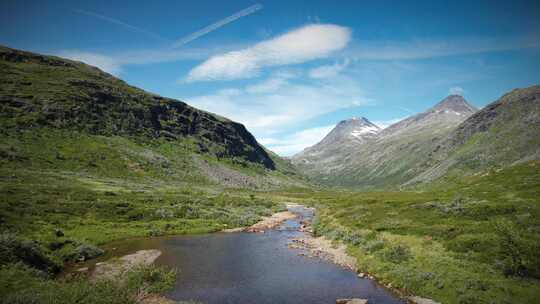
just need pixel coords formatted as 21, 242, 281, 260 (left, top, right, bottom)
318, 117, 381, 146
291, 117, 380, 170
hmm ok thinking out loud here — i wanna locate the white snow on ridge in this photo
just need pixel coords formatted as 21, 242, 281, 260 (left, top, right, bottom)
350, 126, 380, 139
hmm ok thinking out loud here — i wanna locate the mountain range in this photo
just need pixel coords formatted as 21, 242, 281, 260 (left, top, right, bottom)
292, 88, 540, 188
1, 44, 538, 191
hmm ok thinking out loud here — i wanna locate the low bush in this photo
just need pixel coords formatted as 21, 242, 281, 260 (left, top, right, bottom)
494, 219, 540, 278
362, 238, 386, 253
0, 232, 60, 273
73, 244, 105, 261
381, 244, 412, 263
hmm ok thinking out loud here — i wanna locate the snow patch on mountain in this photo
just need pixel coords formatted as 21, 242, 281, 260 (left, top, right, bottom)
351, 126, 380, 138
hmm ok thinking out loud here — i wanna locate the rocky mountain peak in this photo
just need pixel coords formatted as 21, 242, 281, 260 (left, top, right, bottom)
315, 117, 381, 147
431, 95, 477, 115
337, 116, 374, 127
292, 116, 380, 161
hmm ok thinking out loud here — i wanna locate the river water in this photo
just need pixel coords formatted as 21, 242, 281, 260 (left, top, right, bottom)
95, 206, 404, 304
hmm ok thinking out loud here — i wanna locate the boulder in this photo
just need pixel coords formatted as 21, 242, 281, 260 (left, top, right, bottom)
74, 244, 104, 261
407, 296, 441, 304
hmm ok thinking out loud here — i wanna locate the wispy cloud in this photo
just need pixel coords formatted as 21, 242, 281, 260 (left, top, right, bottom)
449, 86, 465, 95
260, 125, 335, 156
346, 36, 540, 61
73, 9, 169, 43
395, 106, 415, 115
173, 3, 263, 48
309, 59, 349, 79
185, 71, 369, 137
186, 24, 352, 82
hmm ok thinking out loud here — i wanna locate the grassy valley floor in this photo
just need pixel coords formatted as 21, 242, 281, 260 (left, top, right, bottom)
267, 161, 540, 304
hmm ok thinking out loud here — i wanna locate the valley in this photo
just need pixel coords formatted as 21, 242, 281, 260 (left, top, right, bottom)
1, 44, 539, 304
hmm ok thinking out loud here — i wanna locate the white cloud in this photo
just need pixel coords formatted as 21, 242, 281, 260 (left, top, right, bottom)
449, 86, 465, 96
59, 51, 123, 75
308, 59, 349, 79
185, 72, 369, 138
260, 125, 335, 156
244, 70, 297, 93
186, 24, 351, 82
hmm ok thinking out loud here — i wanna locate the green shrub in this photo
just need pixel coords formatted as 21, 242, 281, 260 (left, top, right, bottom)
126, 210, 144, 221
381, 244, 411, 263
73, 244, 104, 261
147, 228, 163, 237
124, 264, 177, 295
0, 233, 60, 273
362, 239, 386, 253
494, 219, 540, 278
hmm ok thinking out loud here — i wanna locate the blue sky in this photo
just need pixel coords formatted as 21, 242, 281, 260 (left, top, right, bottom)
1, 0, 540, 155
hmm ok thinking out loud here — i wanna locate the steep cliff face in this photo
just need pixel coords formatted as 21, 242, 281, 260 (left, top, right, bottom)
0, 45, 274, 169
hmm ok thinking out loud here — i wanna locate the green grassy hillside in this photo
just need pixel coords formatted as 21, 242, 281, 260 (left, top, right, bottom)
0, 45, 276, 169
408, 85, 540, 186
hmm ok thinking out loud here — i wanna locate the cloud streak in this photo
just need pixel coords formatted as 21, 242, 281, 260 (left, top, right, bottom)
309, 59, 350, 79
73, 9, 169, 43
173, 3, 263, 48
186, 24, 352, 82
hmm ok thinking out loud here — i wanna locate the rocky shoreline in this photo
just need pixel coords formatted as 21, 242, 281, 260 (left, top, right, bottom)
90, 249, 162, 281
286, 206, 440, 304
222, 209, 297, 233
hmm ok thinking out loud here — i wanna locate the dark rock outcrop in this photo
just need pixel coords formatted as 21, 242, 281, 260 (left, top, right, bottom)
0, 45, 275, 169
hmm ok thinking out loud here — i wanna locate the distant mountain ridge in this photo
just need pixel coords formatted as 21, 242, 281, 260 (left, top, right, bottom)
407, 84, 540, 185
293, 87, 540, 188
292, 94, 479, 188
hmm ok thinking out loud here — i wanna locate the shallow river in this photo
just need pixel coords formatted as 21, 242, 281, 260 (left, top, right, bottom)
95, 206, 404, 304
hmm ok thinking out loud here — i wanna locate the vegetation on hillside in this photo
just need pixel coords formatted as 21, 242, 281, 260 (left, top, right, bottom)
0, 45, 276, 169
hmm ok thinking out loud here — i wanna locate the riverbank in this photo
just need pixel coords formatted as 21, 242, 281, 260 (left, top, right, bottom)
283, 205, 441, 304
223, 204, 297, 233
84, 249, 178, 304
91, 249, 162, 280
